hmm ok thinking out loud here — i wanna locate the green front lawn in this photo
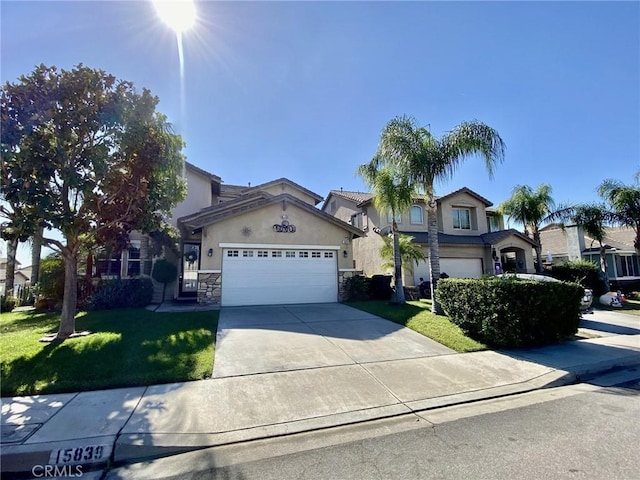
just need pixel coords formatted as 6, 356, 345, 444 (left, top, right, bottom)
0, 308, 218, 397
594, 298, 640, 316
347, 300, 487, 353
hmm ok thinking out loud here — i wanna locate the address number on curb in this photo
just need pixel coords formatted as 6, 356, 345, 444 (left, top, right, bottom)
49, 444, 110, 465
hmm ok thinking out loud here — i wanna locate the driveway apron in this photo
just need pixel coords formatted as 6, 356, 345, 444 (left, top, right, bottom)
212, 303, 454, 378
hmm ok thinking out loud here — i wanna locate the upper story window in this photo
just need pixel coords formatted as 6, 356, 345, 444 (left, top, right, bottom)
386, 211, 402, 224
453, 208, 471, 230
410, 205, 423, 225
487, 215, 500, 233
351, 212, 363, 229
330, 200, 337, 213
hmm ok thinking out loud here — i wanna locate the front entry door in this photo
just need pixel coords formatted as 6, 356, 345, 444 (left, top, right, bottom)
179, 243, 200, 298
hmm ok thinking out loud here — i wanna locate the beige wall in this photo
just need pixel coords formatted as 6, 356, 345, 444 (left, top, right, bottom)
261, 184, 319, 206
198, 202, 355, 271
438, 192, 489, 235
325, 195, 360, 224
170, 168, 213, 226
494, 236, 536, 274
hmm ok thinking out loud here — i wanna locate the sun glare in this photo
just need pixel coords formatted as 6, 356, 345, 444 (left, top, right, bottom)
153, 0, 196, 33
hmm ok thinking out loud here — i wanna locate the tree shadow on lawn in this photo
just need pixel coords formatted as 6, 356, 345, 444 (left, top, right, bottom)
0, 310, 61, 333
347, 301, 426, 327
1, 309, 217, 397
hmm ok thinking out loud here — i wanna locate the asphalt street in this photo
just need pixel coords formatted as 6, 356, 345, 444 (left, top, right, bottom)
106, 368, 640, 480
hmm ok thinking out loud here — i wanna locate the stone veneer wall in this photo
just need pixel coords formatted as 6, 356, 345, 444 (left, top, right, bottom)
197, 271, 222, 305
338, 270, 359, 302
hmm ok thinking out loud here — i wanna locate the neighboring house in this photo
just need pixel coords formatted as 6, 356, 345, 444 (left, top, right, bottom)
0, 258, 31, 295
539, 223, 640, 288
322, 187, 537, 286
91, 162, 364, 306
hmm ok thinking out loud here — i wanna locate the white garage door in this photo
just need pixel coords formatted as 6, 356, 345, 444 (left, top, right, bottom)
221, 248, 338, 306
440, 258, 483, 278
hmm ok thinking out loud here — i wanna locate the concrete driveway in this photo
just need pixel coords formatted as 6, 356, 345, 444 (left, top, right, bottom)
212, 303, 454, 378
580, 309, 640, 337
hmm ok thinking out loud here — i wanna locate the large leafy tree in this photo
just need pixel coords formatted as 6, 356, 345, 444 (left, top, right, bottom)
357, 162, 415, 304
372, 115, 505, 314
1, 64, 186, 338
497, 184, 555, 274
598, 173, 640, 254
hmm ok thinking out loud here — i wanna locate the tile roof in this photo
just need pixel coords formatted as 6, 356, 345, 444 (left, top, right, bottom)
540, 224, 637, 254
432, 187, 493, 207
328, 190, 373, 204
400, 229, 537, 247
328, 186, 493, 207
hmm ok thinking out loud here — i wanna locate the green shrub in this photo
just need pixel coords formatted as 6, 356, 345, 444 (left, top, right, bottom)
86, 278, 154, 310
151, 258, 177, 302
343, 275, 370, 301
38, 255, 65, 301
1, 295, 17, 313
550, 260, 606, 296
370, 275, 393, 300
437, 277, 584, 348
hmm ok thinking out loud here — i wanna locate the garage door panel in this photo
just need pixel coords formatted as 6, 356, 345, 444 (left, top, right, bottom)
221, 249, 338, 306
440, 258, 483, 278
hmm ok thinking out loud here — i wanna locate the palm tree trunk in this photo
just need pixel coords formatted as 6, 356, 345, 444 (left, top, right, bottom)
30, 224, 44, 285
599, 242, 610, 292
532, 230, 543, 273
391, 221, 405, 305
5, 237, 18, 295
426, 192, 443, 314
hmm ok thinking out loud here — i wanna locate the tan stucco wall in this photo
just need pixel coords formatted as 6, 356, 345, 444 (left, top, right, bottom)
171, 168, 213, 226
494, 236, 536, 273
439, 192, 489, 235
325, 195, 360, 224
260, 184, 319, 206
198, 202, 355, 271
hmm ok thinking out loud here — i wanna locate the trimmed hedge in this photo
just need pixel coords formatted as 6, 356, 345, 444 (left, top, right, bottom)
437, 277, 584, 348
343, 275, 370, 302
85, 278, 154, 311
550, 260, 606, 296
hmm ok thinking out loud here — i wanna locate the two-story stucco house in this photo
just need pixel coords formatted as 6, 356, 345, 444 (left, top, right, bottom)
93, 162, 363, 306
322, 187, 537, 286
539, 223, 640, 289
174, 165, 363, 306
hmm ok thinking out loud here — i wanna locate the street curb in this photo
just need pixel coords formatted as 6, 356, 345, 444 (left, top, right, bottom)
4, 357, 639, 475
110, 358, 640, 467
0, 436, 114, 477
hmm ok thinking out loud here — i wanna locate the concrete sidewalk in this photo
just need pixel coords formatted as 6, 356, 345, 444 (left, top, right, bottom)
2, 307, 639, 477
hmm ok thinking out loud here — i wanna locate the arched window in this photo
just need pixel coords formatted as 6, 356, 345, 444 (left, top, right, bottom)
410, 205, 423, 224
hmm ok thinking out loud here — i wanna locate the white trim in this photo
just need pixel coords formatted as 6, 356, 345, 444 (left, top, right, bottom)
198, 269, 221, 274
219, 243, 340, 250
339, 268, 359, 272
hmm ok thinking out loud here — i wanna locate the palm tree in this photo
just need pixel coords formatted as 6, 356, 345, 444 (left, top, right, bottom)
381, 233, 427, 273
598, 173, 640, 254
497, 184, 555, 273
357, 162, 415, 304
548, 202, 616, 290
373, 115, 506, 313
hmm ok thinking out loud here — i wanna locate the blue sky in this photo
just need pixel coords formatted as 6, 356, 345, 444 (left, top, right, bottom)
2, 1, 639, 264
